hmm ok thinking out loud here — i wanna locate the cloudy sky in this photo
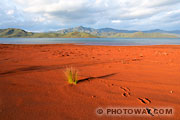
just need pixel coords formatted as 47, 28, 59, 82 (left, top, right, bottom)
0, 0, 180, 32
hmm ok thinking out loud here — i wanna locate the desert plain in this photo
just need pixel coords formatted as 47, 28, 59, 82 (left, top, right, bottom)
0, 44, 180, 120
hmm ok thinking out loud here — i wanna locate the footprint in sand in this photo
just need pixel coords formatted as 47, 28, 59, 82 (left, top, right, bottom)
138, 98, 151, 104
122, 92, 131, 97
120, 86, 130, 92
120, 87, 131, 97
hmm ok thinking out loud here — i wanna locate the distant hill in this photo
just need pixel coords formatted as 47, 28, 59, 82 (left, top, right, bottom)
0, 27, 179, 38
0, 28, 99, 38
0, 28, 33, 37
143, 29, 180, 34
56, 26, 179, 38
97, 28, 137, 33
105, 32, 178, 38
57, 26, 137, 34
57, 26, 98, 34
57, 26, 180, 35
62, 31, 98, 38
143, 29, 166, 33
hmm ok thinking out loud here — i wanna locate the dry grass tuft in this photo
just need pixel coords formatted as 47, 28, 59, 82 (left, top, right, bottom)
64, 67, 78, 85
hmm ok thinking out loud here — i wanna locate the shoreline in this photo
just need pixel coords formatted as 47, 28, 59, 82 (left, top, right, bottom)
2, 43, 180, 47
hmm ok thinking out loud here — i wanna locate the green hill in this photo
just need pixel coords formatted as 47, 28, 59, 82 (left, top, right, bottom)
62, 31, 98, 38
104, 32, 178, 38
0, 28, 99, 38
0, 28, 33, 37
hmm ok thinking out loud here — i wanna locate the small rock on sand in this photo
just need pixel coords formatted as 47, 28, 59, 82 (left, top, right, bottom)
139, 54, 143, 57
92, 95, 96, 98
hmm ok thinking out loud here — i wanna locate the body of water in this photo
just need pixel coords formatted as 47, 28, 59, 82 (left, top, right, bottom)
0, 38, 180, 46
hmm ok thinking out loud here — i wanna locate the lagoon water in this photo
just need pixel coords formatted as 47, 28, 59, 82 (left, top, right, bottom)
0, 38, 180, 46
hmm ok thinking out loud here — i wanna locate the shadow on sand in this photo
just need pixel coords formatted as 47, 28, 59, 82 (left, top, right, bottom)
77, 73, 117, 84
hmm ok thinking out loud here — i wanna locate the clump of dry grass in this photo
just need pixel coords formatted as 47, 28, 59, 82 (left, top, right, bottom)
64, 67, 78, 85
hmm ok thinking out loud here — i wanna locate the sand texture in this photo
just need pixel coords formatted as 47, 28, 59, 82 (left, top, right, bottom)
0, 44, 180, 120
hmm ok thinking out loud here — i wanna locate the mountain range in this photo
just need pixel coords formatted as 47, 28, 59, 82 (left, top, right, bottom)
57, 26, 138, 34
0, 26, 180, 38
57, 26, 180, 34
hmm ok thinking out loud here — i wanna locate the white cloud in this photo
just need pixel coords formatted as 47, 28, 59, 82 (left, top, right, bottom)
112, 20, 122, 23
32, 17, 46, 22
6, 10, 14, 15
0, 0, 179, 31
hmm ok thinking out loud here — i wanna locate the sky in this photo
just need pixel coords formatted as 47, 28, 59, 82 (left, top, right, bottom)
0, 0, 180, 32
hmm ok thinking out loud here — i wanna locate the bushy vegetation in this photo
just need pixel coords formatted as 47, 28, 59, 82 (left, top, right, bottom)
64, 67, 78, 85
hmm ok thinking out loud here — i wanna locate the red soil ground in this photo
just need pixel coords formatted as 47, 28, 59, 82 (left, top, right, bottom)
0, 44, 179, 120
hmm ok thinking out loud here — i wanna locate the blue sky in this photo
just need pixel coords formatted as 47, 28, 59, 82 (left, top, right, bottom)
0, 0, 180, 32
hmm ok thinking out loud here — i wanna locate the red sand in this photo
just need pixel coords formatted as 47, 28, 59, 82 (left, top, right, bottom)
0, 44, 179, 120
